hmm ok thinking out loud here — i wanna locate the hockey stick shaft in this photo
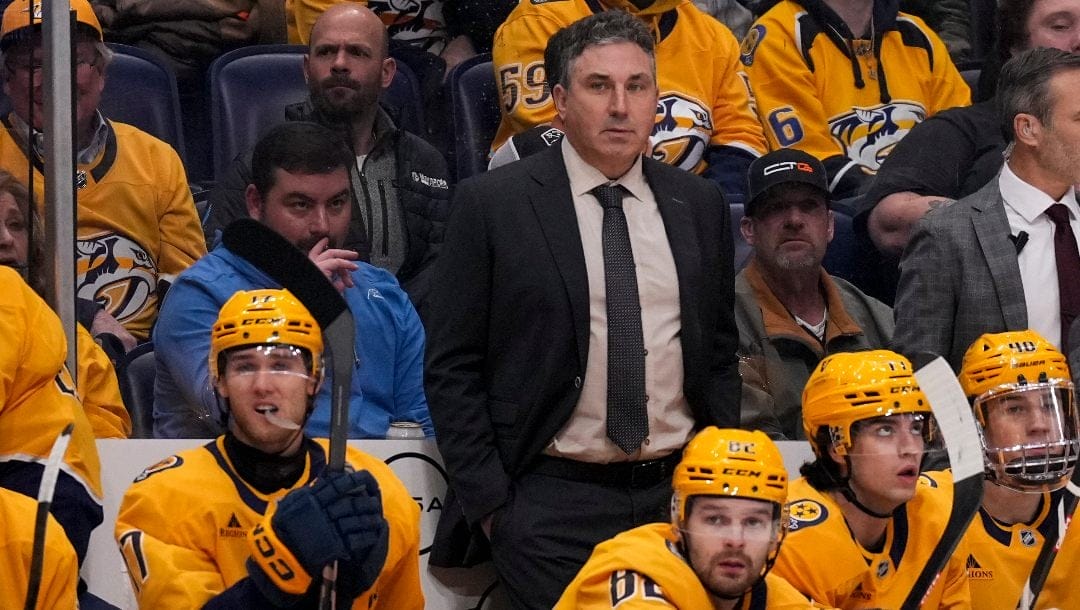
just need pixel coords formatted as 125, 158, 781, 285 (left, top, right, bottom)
24, 422, 74, 610
223, 220, 355, 610
903, 356, 984, 610
1017, 479, 1080, 609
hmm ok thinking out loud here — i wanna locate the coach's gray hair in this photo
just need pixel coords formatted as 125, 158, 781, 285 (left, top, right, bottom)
997, 46, 1080, 143
546, 10, 655, 91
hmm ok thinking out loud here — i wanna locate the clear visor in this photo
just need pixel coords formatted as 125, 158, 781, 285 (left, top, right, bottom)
974, 384, 1080, 491
221, 345, 314, 381
841, 413, 939, 457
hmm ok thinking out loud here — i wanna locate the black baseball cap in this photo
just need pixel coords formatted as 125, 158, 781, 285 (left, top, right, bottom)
745, 148, 829, 216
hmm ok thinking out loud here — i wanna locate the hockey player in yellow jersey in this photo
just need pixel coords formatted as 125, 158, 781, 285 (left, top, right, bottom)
773, 350, 971, 608
557, 427, 829, 609
956, 330, 1080, 610
491, 0, 768, 200
115, 289, 423, 609
0, 0, 205, 344
0, 486, 78, 610
739, 0, 970, 199
0, 266, 103, 566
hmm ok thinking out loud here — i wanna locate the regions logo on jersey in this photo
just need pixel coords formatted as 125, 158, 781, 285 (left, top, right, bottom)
966, 554, 994, 580
827, 102, 926, 173
787, 498, 827, 530
740, 25, 766, 67
652, 93, 712, 173
76, 232, 157, 324
133, 455, 183, 483
219, 512, 247, 539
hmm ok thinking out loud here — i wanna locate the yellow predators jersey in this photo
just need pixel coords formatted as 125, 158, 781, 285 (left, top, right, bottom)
115, 436, 423, 609
491, 0, 767, 173
75, 323, 130, 439
0, 487, 78, 610
774, 473, 971, 609
739, 0, 969, 191
555, 522, 828, 609
0, 117, 206, 342
962, 489, 1080, 610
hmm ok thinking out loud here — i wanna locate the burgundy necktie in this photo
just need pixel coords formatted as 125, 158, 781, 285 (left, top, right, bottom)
1044, 204, 1080, 350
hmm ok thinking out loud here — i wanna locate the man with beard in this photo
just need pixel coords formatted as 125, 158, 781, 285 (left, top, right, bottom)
153, 121, 430, 440
735, 149, 892, 440
555, 427, 825, 609
205, 4, 451, 313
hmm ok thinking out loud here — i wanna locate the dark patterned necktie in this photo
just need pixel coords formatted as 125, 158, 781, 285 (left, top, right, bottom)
592, 184, 648, 454
1045, 204, 1080, 351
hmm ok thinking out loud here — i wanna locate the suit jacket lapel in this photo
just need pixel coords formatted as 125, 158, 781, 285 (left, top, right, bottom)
644, 160, 702, 339
528, 146, 591, 367
971, 180, 1028, 329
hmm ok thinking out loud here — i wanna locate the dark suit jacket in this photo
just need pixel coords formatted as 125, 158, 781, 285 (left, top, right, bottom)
424, 145, 741, 563
893, 177, 1027, 370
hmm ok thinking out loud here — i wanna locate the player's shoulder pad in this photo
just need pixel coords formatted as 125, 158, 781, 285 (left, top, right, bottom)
132, 455, 185, 483
740, 24, 767, 66
786, 498, 828, 531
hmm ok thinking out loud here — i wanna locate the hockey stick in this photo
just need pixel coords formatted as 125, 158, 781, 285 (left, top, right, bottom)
223, 219, 355, 610
24, 422, 74, 610
1016, 321, 1080, 610
900, 355, 985, 610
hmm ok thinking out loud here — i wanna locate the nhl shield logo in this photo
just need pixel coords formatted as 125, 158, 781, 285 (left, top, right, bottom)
1020, 529, 1037, 547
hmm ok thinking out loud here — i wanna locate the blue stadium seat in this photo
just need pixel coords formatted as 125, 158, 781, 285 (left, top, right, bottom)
823, 210, 857, 282
448, 53, 499, 181
101, 44, 186, 165
115, 342, 156, 439
730, 203, 752, 271
209, 44, 425, 182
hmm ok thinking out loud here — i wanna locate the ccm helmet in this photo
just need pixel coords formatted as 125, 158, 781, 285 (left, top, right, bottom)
960, 330, 1078, 492
802, 350, 932, 458
209, 288, 323, 382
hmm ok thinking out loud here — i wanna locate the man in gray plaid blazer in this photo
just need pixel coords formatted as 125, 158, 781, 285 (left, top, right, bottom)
893, 47, 1080, 370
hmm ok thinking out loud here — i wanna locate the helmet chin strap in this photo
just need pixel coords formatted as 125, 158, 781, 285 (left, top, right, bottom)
841, 483, 894, 519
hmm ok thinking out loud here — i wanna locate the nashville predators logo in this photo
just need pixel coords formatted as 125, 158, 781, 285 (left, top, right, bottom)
368, 0, 445, 51
787, 499, 827, 530
651, 93, 712, 174
76, 232, 157, 324
828, 102, 926, 173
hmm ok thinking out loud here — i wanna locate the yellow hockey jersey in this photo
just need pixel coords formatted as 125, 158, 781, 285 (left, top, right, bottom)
0, 117, 206, 342
75, 323, 130, 439
774, 473, 971, 609
555, 522, 827, 609
739, 0, 969, 196
0, 267, 104, 554
115, 436, 424, 609
491, 0, 767, 175
0, 487, 78, 610
962, 489, 1080, 610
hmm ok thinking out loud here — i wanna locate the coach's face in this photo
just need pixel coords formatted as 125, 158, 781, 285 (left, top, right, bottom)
552, 41, 657, 179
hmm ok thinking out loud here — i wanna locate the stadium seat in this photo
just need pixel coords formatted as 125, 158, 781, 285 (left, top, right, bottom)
823, 210, 857, 282
209, 44, 425, 182
448, 53, 499, 181
101, 44, 186, 165
115, 342, 156, 439
730, 203, 752, 271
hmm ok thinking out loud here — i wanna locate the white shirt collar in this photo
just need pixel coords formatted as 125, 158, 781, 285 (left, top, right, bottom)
562, 138, 650, 205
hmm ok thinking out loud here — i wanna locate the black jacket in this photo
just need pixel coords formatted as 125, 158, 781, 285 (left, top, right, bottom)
204, 101, 453, 313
